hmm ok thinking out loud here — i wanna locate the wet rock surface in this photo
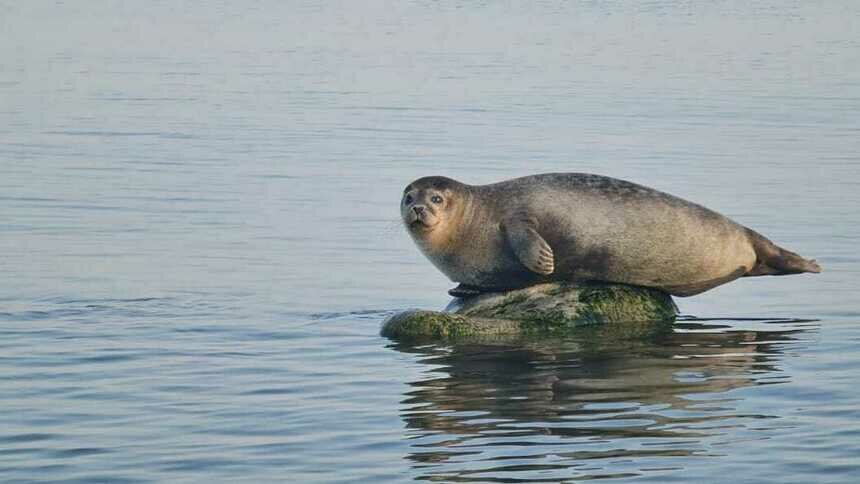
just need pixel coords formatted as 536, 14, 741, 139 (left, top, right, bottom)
382, 283, 677, 341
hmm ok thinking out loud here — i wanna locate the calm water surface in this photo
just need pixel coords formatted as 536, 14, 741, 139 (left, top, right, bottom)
2, 1, 860, 482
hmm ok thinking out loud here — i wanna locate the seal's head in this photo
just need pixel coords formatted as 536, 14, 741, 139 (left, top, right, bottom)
401, 176, 467, 248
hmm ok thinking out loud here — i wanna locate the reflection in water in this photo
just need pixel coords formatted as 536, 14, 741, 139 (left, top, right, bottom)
391, 318, 818, 482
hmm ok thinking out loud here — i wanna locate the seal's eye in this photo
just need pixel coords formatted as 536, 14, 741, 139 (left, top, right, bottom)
404, 194, 413, 205
431, 195, 443, 204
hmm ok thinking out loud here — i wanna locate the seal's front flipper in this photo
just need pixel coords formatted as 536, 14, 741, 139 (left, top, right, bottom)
448, 284, 483, 298
503, 216, 555, 275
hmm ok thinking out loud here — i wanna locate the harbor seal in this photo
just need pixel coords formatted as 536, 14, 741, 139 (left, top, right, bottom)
401, 173, 821, 297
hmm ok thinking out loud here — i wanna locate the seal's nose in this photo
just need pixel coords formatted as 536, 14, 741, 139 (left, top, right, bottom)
413, 206, 425, 216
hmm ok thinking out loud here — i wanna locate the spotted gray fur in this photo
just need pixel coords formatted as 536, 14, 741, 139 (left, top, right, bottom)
402, 173, 821, 297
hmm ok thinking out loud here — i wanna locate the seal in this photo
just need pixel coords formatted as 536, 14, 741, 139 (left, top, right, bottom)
401, 173, 821, 297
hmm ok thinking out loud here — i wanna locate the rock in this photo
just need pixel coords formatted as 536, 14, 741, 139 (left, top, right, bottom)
381, 283, 677, 341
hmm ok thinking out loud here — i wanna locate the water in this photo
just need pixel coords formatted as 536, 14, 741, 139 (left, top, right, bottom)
2, 1, 859, 482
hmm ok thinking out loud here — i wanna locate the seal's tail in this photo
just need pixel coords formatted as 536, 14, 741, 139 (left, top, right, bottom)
745, 229, 822, 276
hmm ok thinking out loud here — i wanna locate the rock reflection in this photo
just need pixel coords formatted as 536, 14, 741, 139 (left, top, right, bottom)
391, 318, 817, 482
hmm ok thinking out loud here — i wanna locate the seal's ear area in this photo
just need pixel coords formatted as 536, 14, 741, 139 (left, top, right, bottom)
503, 217, 555, 275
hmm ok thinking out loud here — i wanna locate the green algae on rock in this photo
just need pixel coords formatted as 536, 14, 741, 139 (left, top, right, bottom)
380, 310, 520, 340
381, 283, 677, 341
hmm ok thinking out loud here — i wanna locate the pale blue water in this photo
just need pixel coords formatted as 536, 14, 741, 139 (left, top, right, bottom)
2, 1, 859, 482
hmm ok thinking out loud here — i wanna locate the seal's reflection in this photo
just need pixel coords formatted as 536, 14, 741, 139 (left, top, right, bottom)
390, 318, 817, 481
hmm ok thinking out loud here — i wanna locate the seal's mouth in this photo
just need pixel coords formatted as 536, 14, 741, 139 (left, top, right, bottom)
409, 218, 435, 231
405, 212, 437, 231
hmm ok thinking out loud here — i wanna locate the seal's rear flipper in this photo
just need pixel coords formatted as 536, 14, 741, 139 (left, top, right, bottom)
745, 229, 822, 276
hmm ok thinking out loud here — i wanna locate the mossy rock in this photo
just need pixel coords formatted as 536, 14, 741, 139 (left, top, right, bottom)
381, 283, 676, 341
